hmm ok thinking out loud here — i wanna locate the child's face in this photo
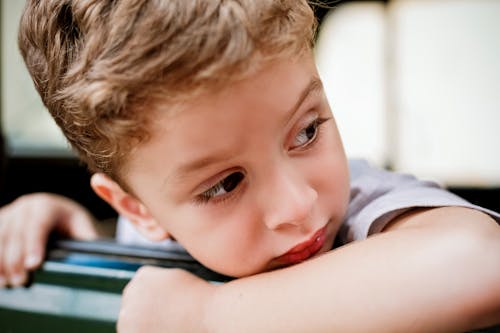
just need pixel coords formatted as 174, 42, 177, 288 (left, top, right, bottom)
124, 53, 350, 277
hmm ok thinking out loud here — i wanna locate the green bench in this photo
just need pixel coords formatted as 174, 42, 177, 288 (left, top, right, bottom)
0, 240, 229, 332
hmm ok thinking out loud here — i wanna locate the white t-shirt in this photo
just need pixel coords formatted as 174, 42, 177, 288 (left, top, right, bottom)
116, 159, 500, 250
339, 159, 500, 244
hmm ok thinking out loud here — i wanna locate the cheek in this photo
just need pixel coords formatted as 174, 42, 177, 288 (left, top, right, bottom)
171, 209, 269, 277
325, 170, 350, 220
312, 147, 350, 219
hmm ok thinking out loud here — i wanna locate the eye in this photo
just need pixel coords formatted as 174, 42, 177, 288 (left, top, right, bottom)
291, 117, 330, 149
197, 171, 245, 203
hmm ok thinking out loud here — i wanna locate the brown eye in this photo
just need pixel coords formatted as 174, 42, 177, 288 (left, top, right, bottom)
292, 118, 323, 149
199, 171, 244, 202
220, 172, 244, 192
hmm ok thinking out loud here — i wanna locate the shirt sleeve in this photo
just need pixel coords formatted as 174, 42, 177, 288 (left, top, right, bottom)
338, 159, 500, 244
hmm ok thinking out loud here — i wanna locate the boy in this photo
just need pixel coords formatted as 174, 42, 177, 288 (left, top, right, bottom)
2, 0, 499, 332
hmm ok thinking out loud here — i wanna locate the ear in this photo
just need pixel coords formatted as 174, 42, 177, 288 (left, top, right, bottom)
90, 173, 170, 241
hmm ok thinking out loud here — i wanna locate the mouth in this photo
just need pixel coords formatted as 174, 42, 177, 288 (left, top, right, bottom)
274, 226, 327, 266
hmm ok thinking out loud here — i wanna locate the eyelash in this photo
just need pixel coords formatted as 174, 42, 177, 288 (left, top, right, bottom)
193, 116, 330, 205
291, 116, 330, 151
194, 171, 245, 205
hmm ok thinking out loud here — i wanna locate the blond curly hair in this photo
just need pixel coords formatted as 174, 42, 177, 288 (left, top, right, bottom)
18, 0, 316, 184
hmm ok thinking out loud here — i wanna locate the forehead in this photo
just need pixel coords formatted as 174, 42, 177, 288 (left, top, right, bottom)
153, 53, 317, 127
125, 54, 320, 182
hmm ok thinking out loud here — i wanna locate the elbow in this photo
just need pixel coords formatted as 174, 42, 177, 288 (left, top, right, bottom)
439, 209, 500, 329
466, 214, 500, 328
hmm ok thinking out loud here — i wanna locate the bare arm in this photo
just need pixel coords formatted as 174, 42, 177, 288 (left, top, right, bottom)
205, 207, 500, 333
117, 207, 499, 333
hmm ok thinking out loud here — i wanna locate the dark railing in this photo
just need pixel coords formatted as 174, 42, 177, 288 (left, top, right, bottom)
0, 239, 230, 332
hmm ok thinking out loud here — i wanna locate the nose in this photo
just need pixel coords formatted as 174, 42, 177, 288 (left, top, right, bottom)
261, 168, 317, 231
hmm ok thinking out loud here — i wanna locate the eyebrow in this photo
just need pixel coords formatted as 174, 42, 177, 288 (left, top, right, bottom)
174, 150, 235, 182
174, 76, 323, 180
283, 76, 323, 126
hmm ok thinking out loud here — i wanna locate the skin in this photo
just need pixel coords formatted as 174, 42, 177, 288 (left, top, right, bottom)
93, 52, 350, 278
1, 53, 499, 332
91, 52, 500, 332
0, 193, 97, 287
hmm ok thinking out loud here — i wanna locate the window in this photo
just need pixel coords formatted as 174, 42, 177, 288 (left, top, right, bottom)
316, 0, 500, 187
1, 0, 71, 157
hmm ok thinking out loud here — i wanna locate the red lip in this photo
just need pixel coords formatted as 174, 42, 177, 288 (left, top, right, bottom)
275, 226, 327, 265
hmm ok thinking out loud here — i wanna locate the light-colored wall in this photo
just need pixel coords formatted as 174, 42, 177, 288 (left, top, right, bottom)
2, 0, 499, 184
1, 0, 69, 155
316, 0, 500, 186
390, 0, 500, 186
316, 2, 388, 168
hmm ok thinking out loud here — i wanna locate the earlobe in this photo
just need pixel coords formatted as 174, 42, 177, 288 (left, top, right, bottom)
90, 173, 170, 241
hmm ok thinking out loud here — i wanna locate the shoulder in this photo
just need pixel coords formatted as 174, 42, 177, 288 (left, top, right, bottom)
341, 159, 500, 244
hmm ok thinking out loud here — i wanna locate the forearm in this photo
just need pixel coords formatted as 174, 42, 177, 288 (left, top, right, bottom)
205, 209, 500, 333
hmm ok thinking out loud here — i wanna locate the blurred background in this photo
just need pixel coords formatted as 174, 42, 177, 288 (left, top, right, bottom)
1, 0, 499, 218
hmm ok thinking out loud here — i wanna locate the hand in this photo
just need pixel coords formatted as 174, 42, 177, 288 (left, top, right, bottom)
118, 266, 215, 333
0, 192, 98, 287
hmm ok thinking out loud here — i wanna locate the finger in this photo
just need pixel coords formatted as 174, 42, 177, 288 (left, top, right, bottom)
4, 216, 28, 286
0, 213, 9, 287
22, 194, 96, 269
23, 220, 47, 270
62, 210, 99, 241
22, 204, 59, 270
